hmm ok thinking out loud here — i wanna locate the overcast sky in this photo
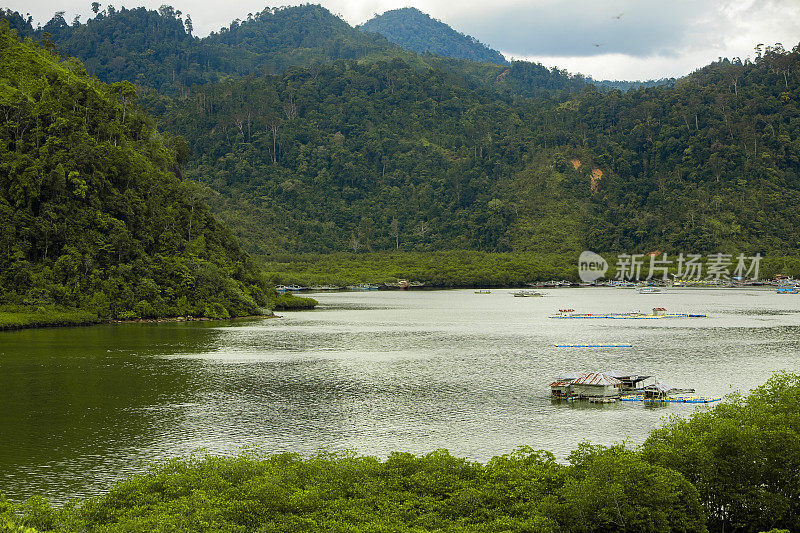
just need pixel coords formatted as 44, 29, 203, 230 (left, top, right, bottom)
6, 0, 800, 80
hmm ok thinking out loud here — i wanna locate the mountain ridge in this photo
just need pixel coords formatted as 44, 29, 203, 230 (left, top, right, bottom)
360, 7, 506, 65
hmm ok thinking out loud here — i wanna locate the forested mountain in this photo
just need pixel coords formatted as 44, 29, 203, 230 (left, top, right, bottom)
360, 7, 506, 65
143, 42, 800, 257
0, 5, 401, 94
0, 22, 276, 319
3, 5, 800, 262
0, 5, 586, 99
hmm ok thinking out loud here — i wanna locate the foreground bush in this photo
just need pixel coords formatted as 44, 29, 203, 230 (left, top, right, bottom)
0, 447, 705, 532
642, 372, 800, 533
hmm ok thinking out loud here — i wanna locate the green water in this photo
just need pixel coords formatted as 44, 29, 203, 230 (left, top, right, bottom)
1, 288, 799, 503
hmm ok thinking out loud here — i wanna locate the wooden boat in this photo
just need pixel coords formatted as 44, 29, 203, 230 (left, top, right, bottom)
512, 290, 543, 297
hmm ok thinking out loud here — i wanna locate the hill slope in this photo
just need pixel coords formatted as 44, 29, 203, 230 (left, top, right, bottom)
150, 44, 800, 258
360, 7, 505, 64
0, 22, 276, 319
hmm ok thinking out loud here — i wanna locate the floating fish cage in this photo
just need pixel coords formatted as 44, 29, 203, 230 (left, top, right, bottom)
620, 394, 721, 404
549, 308, 707, 319
554, 344, 632, 348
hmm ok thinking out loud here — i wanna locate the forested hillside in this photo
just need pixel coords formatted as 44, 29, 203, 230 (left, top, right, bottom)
148, 58, 593, 255
0, 5, 586, 99
4, 6, 800, 261
1, 5, 401, 94
0, 23, 279, 320
360, 7, 506, 65
144, 42, 800, 256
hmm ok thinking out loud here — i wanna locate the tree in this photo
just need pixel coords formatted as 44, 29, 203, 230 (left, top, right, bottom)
91, 2, 100, 14
642, 372, 800, 532
390, 218, 399, 250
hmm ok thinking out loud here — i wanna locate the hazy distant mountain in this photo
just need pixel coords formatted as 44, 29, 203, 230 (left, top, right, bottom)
360, 7, 506, 65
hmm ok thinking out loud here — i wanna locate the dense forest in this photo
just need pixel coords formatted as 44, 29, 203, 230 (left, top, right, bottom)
360, 7, 506, 65
145, 43, 800, 257
2, 372, 798, 532
4, 4, 800, 281
0, 22, 315, 322
1, 5, 403, 94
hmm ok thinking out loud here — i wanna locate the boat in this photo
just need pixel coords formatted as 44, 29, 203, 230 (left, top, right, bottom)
637, 287, 661, 293
309, 285, 342, 291
474, 289, 492, 294
512, 290, 543, 297
777, 286, 799, 294
276, 284, 307, 293
347, 284, 380, 291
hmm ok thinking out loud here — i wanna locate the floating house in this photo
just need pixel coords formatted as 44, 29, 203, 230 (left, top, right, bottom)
549, 373, 583, 398
643, 382, 671, 399
603, 371, 651, 391
569, 372, 623, 398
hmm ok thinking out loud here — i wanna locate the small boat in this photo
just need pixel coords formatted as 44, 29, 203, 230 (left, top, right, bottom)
347, 284, 380, 291
637, 287, 661, 293
308, 285, 341, 291
474, 289, 491, 294
777, 286, 799, 294
276, 284, 306, 293
512, 290, 543, 297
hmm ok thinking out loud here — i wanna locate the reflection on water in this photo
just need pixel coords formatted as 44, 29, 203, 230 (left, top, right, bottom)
1, 288, 800, 502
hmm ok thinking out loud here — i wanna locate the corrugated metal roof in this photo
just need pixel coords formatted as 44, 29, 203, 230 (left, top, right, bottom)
603, 371, 651, 381
573, 372, 623, 386
644, 382, 671, 393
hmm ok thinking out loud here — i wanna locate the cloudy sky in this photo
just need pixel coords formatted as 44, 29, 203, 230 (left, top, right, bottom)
6, 0, 800, 80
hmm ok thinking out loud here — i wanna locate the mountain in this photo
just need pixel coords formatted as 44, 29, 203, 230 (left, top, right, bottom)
0, 21, 280, 319
4, 6, 800, 263
360, 7, 506, 65
2, 5, 585, 100
1, 5, 401, 94
147, 43, 800, 258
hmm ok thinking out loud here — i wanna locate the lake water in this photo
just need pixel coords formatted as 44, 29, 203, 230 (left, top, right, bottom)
2, 288, 799, 503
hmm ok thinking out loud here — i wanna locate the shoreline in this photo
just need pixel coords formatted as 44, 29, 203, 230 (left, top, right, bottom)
0, 312, 280, 333
108, 313, 280, 325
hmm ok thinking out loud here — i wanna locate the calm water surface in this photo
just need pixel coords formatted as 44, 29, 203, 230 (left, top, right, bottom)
2, 288, 799, 502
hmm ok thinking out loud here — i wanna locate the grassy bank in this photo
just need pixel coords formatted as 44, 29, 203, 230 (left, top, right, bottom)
260, 251, 800, 287
0, 305, 101, 331
0, 294, 316, 332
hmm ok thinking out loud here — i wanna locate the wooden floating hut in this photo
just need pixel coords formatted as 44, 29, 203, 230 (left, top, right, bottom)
604, 371, 651, 391
551, 372, 694, 402
643, 382, 671, 400
549, 373, 582, 398
569, 372, 623, 399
